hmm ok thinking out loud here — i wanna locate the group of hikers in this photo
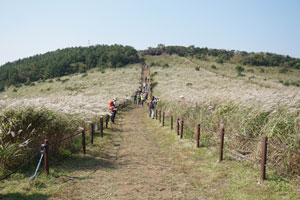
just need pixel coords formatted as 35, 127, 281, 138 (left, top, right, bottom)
108, 75, 159, 123
132, 77, 159, 118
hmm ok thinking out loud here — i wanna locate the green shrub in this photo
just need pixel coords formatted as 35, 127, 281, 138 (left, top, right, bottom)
15, 84, 22, 88
279, 80, 284, 83
150, 62, 155, 67
48, 79, 53, 83
162, 63, 169, 68
211, 65, 217, 69
216, 58, 223, 64
13, 88, 18, 92
195, 66, 200, 71
186, 83, 192, 86
235, 66, 245, 72
279, 68, 288, 74
259, 68, 265, 73
247, 69, 254, 73
24, 78, 31, 86
56, 78, 61, 81
283, 81, 290, 86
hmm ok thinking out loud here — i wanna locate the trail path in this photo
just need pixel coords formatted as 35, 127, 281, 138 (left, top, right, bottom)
51, 106, 203, 199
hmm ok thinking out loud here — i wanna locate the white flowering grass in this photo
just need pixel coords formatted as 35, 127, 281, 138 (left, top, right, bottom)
146, 55, 300, 111
0, 64, 141, 119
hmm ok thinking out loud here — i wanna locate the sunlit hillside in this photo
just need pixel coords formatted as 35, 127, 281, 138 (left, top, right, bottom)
0, 64, 141, 119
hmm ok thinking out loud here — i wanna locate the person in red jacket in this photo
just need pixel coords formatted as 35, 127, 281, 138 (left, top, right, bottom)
108, 97, 118, 123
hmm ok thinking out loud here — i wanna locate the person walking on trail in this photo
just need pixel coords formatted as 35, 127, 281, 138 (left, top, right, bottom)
137, 93, 141, 105
141, 93, 145, 106
132, 93, 137, 104
149, 83, 153, 92
148, 96, 159, 119
108, 97, 118, 123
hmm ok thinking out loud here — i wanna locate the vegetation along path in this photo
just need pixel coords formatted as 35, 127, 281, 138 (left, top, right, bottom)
48, 105, 300, 200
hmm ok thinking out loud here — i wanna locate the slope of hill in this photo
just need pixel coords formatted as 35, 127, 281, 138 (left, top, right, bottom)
0, 45, 139, 91
0, 64, 141, 119
146, 54, 300, 110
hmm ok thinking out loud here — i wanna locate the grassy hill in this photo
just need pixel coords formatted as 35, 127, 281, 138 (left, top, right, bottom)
0, 64, 141, 119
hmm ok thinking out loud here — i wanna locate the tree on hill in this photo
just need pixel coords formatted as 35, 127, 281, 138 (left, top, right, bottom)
0, 45, 139, 91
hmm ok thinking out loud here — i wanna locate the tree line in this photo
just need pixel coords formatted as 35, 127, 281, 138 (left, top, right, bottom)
0, 44, 139, 91
141, 44, 300, 69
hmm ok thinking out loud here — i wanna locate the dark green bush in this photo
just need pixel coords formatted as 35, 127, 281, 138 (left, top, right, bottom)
259, 68, 265, 73
195, 66, 200, 71
211, 65, 217, 69
216, 58, 223, 64
235, 66, 245, 72
162, 63, 169, 68
279, 68, 288, 74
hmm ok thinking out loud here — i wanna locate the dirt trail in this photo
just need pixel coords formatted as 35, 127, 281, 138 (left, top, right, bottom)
51, 106, 203, 199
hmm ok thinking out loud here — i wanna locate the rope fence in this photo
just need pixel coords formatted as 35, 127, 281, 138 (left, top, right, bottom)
154, 107, 300, 182
0, 99, 132, 182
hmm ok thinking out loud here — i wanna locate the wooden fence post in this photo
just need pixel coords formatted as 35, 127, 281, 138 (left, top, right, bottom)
44, 139, 49, 175
261, 136, 268, 181
100, 117, 104, 138
219, 126, 225, 162
82, 130, 86, 154
105, 115, 109, 128
162, 112, 165, 126
155, 109, 158, 120
159, 110, 161, 123
177, 118, 180, 135
197, 124, 200, 148
90, 123, 94, 144
171, 116, 173, 130
180, 120, 184, 139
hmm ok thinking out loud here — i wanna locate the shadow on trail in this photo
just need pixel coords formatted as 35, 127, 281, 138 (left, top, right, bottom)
0, 193, 50, 200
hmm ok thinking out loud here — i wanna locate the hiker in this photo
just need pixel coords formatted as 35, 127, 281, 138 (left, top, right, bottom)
143, 82, 147, 92
144, 91, 148, 100
149, 96, 159, 119
145, 76, 147, 83
108, 97, 118, 123
132, 93, 137, 104
149, 83, 153, 92
137, 93, 141, 105
141, 93, 145, 106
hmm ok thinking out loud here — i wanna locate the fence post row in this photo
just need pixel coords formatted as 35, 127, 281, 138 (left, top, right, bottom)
82, 130, 86, 154
261, 136, 268, 181
177, 118, 180, 136
162, 112, 165, 126
155, 109, 158, 120
180, 120, 184, 139
44, 139, 49, 175
197, 124, 200, 148
90, 123, 94, 144
100, 117, 104, 138
219, 126, 225, 162
171, 116, 173, 130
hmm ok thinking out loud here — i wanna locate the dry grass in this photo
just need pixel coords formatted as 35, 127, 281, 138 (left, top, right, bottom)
0, 64, 141, 119
146, 55, 300, 111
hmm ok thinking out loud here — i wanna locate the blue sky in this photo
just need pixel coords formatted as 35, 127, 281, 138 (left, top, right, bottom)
1, 0, 300, 65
